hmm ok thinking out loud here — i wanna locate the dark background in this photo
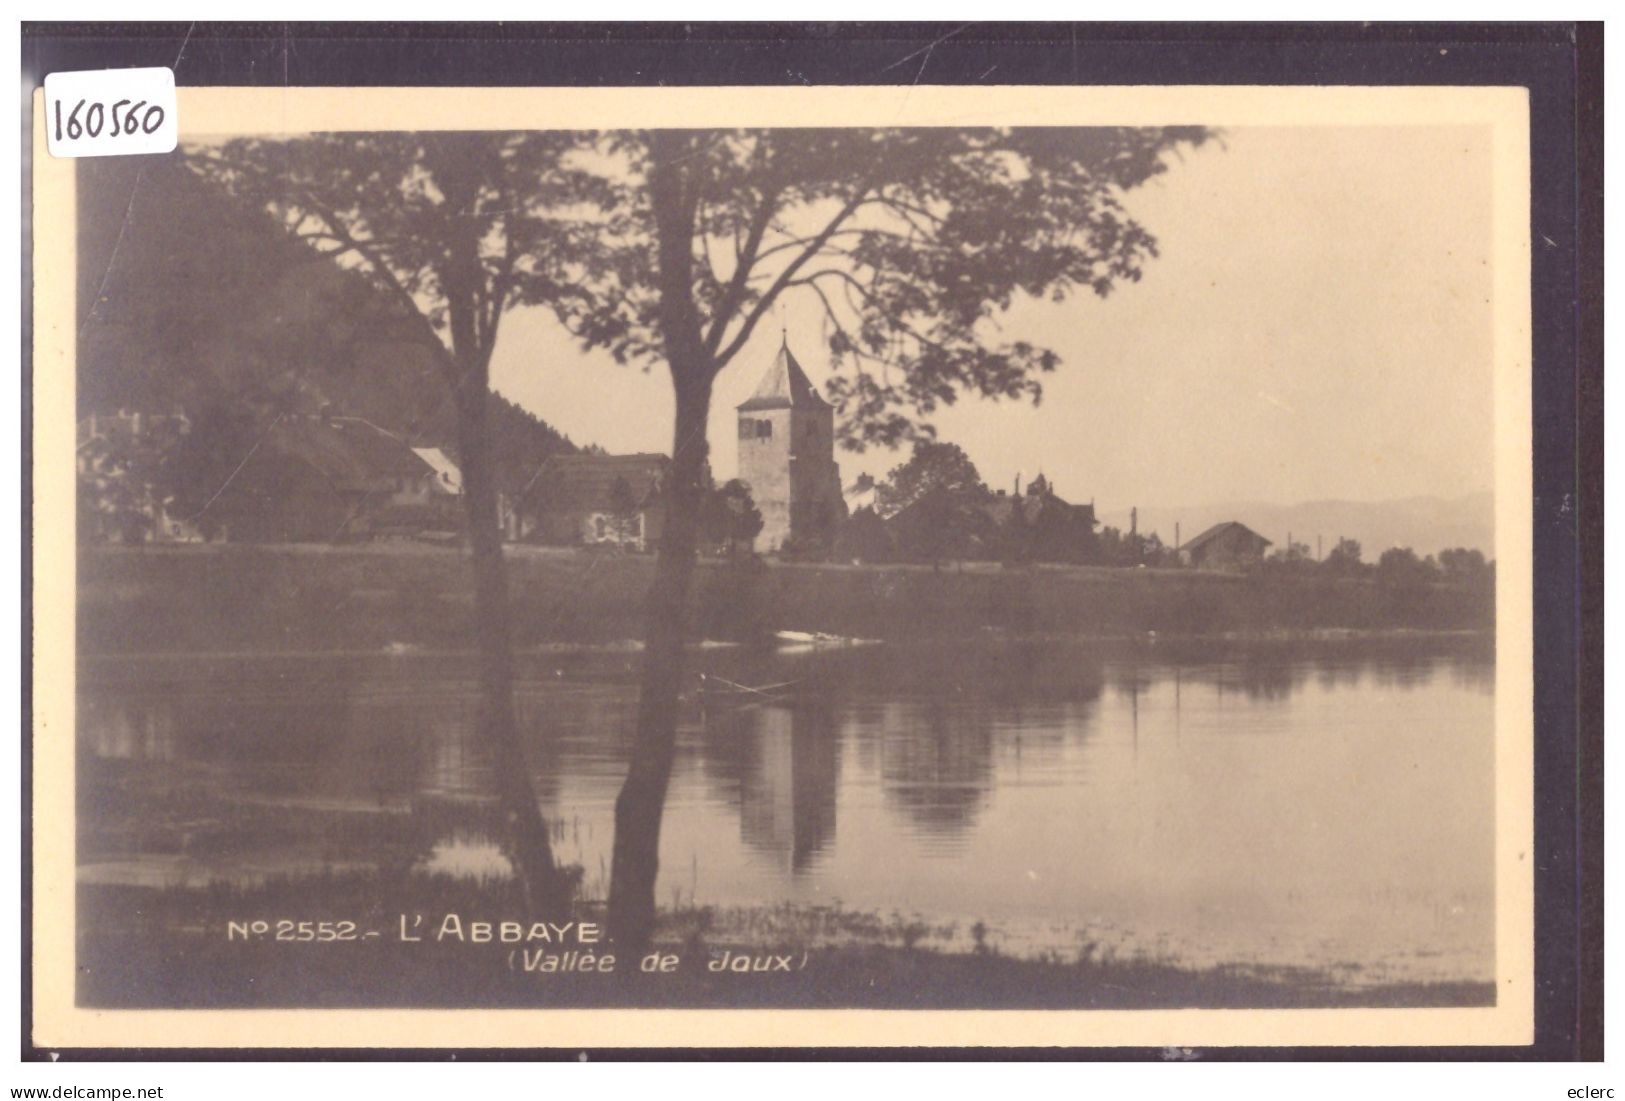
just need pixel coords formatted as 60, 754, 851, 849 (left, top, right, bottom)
21, 21, 1600, 1062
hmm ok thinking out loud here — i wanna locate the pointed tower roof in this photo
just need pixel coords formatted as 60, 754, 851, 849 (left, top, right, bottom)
736, 336, 830, 412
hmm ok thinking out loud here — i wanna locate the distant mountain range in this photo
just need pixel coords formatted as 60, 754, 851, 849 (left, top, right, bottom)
1098, 492, 1495, 560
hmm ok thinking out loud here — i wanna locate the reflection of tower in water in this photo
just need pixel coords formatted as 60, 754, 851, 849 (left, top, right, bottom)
736, 706, 839, 874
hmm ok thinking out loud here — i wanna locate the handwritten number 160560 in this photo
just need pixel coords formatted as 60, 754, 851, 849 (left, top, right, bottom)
53, 97, 165, 142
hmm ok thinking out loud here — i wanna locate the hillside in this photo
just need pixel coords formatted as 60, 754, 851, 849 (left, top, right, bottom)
1099, 492, 1495, 561
76, 154, 579, 479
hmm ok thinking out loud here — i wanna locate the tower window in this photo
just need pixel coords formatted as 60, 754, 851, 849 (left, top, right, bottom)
756, 419, 772, 439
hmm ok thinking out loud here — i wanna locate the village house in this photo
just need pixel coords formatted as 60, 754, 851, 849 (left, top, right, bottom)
981, 473, 1099, 563
207, 415, 459, 543
843, 473, 880, 515
1178, 520, 1272, 570
411, 446, 464, 497
511, 452, 669, 552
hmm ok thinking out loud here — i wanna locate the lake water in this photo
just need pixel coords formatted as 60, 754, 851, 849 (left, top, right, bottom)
78, 636, 1495, 987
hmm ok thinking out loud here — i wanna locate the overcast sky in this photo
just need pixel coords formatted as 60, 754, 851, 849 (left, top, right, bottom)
491, 126, 1494, 512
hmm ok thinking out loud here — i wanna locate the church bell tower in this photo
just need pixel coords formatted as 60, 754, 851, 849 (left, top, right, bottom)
736, 335, 845, 553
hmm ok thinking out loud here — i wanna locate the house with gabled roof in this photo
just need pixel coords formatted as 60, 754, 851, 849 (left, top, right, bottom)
208, 415, 455, 543
514, 452, 670, 551
1178, 521, 1272, 570
411, 446, 464, 497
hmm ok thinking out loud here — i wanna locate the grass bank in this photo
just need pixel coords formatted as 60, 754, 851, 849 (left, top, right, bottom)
78, 543, 1494, 654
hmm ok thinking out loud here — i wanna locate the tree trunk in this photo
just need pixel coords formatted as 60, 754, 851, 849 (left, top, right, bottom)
453, 382, 572, 920
420, 141, 571, 920
607, 129, 714, 952
607, 377, 711, 950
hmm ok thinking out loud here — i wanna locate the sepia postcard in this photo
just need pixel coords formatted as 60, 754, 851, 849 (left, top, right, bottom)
31, 82, 1535, 1051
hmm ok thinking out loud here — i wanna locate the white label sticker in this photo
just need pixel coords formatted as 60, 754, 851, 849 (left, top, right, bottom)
43, 67, 177, 159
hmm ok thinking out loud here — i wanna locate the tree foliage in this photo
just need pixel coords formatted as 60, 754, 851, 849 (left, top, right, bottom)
700, 478, 765, 556
1437, 547, 1489, 581
160, 401, 262, 540
551, 127, 1213, 445
77, 414, 190, 544
1324, 536, 1364, 573
1094, 525, 1177, 569
875, 440, 989, 518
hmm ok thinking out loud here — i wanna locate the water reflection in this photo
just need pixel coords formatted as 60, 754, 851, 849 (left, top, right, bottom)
77, 636, 1497, 981
879, 698, 995, 845
701, 703, 839, 873
419, 831, 511, 882
83, 696, 177, 761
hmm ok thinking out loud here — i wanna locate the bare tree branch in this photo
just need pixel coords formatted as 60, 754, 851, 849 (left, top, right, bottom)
713, 185, 875, 367
702, 183, 783, 356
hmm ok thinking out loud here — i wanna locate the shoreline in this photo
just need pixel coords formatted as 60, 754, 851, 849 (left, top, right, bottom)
74, 879, 1495, 1011
72, 626, 1496, 662
78, 543, 1495, 654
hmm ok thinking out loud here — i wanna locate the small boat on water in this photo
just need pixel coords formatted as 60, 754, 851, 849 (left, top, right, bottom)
773, 630, 877, 649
